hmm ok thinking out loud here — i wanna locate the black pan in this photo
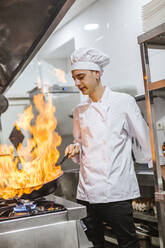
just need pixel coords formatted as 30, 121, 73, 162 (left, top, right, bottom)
21, 175, 62, 200
20, 155, 68, 200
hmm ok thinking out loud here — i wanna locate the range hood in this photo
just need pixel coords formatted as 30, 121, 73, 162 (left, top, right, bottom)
0, 0, 75, 94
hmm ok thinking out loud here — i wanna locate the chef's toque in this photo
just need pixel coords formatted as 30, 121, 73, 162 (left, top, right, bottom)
70, 47, 110, 73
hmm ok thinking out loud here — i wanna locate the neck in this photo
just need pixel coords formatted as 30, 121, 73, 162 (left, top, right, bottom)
89, 83, 105, 102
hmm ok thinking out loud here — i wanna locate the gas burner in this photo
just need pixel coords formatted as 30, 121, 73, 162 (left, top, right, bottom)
0, 197, 66, 221
35, 200, 65, 213
14, 201, 36, 213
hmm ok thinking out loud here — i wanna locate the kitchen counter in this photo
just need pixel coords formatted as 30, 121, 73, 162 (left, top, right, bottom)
0, 195, 90, 248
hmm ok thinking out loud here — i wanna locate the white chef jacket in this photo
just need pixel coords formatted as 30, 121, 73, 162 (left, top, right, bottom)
72, 87, 153, 203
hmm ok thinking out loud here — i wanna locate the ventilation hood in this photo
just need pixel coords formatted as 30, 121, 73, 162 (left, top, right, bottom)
0, 0, 75, 94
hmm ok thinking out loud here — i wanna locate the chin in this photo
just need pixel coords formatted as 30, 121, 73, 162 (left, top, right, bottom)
82, 91, 88, 95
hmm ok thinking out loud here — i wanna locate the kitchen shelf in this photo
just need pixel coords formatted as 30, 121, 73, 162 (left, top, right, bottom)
138, 21, 165, 247
138, 22, 165, 48
135, 89, 165, 103
147, 79, 165, 91
133, 211, 157, 223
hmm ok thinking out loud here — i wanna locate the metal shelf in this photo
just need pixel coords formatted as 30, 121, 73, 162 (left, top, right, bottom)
135, 85, 165, 103
138, 22, 165, 49
137, 22, 165, 247
133, 211, 157, 223
147, 79, 165, 91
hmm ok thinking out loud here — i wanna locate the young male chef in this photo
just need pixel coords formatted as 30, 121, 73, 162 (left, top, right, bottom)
65, 47, 153, 248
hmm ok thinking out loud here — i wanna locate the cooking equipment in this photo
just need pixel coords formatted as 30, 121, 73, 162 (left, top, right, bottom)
0, 194, 89, 248
57, 154, 68, 166
0, 196, 66, 220
14, 154, 68, 200
21, 175, 62, 200
0, 0, 75, 94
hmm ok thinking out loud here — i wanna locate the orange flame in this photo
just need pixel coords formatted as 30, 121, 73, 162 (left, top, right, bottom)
54, 68, 67, 83
0, 93, 62, 199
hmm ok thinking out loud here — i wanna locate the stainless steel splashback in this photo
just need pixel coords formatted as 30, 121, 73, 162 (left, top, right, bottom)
0, 0, 75, 94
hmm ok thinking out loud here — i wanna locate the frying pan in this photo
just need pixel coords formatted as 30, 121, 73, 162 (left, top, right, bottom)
20, 155, 68, 200
0, 150, 68, 199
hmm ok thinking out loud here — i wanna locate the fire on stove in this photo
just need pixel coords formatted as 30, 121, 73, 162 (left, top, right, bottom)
0, 92, 63, 200
0, 198, 66, 221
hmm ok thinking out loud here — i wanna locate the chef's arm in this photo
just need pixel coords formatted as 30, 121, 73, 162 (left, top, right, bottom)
125, 97, 153, 168
65, 108, 82, 163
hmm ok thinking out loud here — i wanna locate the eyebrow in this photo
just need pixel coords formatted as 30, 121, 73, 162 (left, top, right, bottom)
72, 73, 85, 79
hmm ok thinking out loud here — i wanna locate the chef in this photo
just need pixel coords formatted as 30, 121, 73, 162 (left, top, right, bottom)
65, 47, 153, 248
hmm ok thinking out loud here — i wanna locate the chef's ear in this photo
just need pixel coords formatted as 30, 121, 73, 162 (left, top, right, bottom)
95, 71, 101, 79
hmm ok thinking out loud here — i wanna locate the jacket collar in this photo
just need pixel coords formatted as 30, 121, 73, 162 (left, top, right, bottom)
88, 86, 111, 104
85, 86, 112, 115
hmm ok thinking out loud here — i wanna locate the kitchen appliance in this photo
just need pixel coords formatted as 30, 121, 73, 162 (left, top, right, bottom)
0, 194, 89, 248
20, 155, 68, 200
0, 0, 75, 93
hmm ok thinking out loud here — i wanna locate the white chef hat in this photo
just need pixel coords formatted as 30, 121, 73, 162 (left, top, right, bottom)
70, 47, 110, 73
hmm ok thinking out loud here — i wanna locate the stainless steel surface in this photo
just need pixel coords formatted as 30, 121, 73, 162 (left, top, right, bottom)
55, 168, 79, 202
0, 195, 89, 248
0, 220, 78, 248
0, 0, 75, 94
48, 195, 87, 220
0, 195, 86, 231
138, 23, 165, 247
77, 220, 93, 248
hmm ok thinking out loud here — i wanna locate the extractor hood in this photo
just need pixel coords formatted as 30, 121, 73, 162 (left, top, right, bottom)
0, 0, 75, 94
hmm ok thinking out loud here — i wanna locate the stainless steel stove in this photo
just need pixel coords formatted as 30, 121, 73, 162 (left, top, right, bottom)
0, 197, 66, 220
0, 195, 90, 248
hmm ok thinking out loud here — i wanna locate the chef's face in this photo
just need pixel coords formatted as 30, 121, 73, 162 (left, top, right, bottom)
72, 69, 100, 95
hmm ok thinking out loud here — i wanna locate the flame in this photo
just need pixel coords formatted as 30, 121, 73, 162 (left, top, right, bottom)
54, 68, 67, 83
0, 92, 62, 199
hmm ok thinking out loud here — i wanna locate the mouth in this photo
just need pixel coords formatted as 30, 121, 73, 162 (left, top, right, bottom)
79, 86, 87, 92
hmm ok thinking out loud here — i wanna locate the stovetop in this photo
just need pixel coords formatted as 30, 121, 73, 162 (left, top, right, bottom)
0, 197, 66, 221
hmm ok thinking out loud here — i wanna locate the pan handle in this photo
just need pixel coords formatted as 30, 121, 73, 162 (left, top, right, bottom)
57, 154, 68, 165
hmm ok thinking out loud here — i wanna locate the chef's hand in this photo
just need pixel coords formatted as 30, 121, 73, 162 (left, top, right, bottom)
65, 144, 80, 158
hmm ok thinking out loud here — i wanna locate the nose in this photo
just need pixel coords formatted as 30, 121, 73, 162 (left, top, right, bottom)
75, 79, 81, 87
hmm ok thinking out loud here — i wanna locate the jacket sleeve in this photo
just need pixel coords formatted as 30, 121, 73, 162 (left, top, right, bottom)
72, 107, 82, 164
125, 96, 153, 168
